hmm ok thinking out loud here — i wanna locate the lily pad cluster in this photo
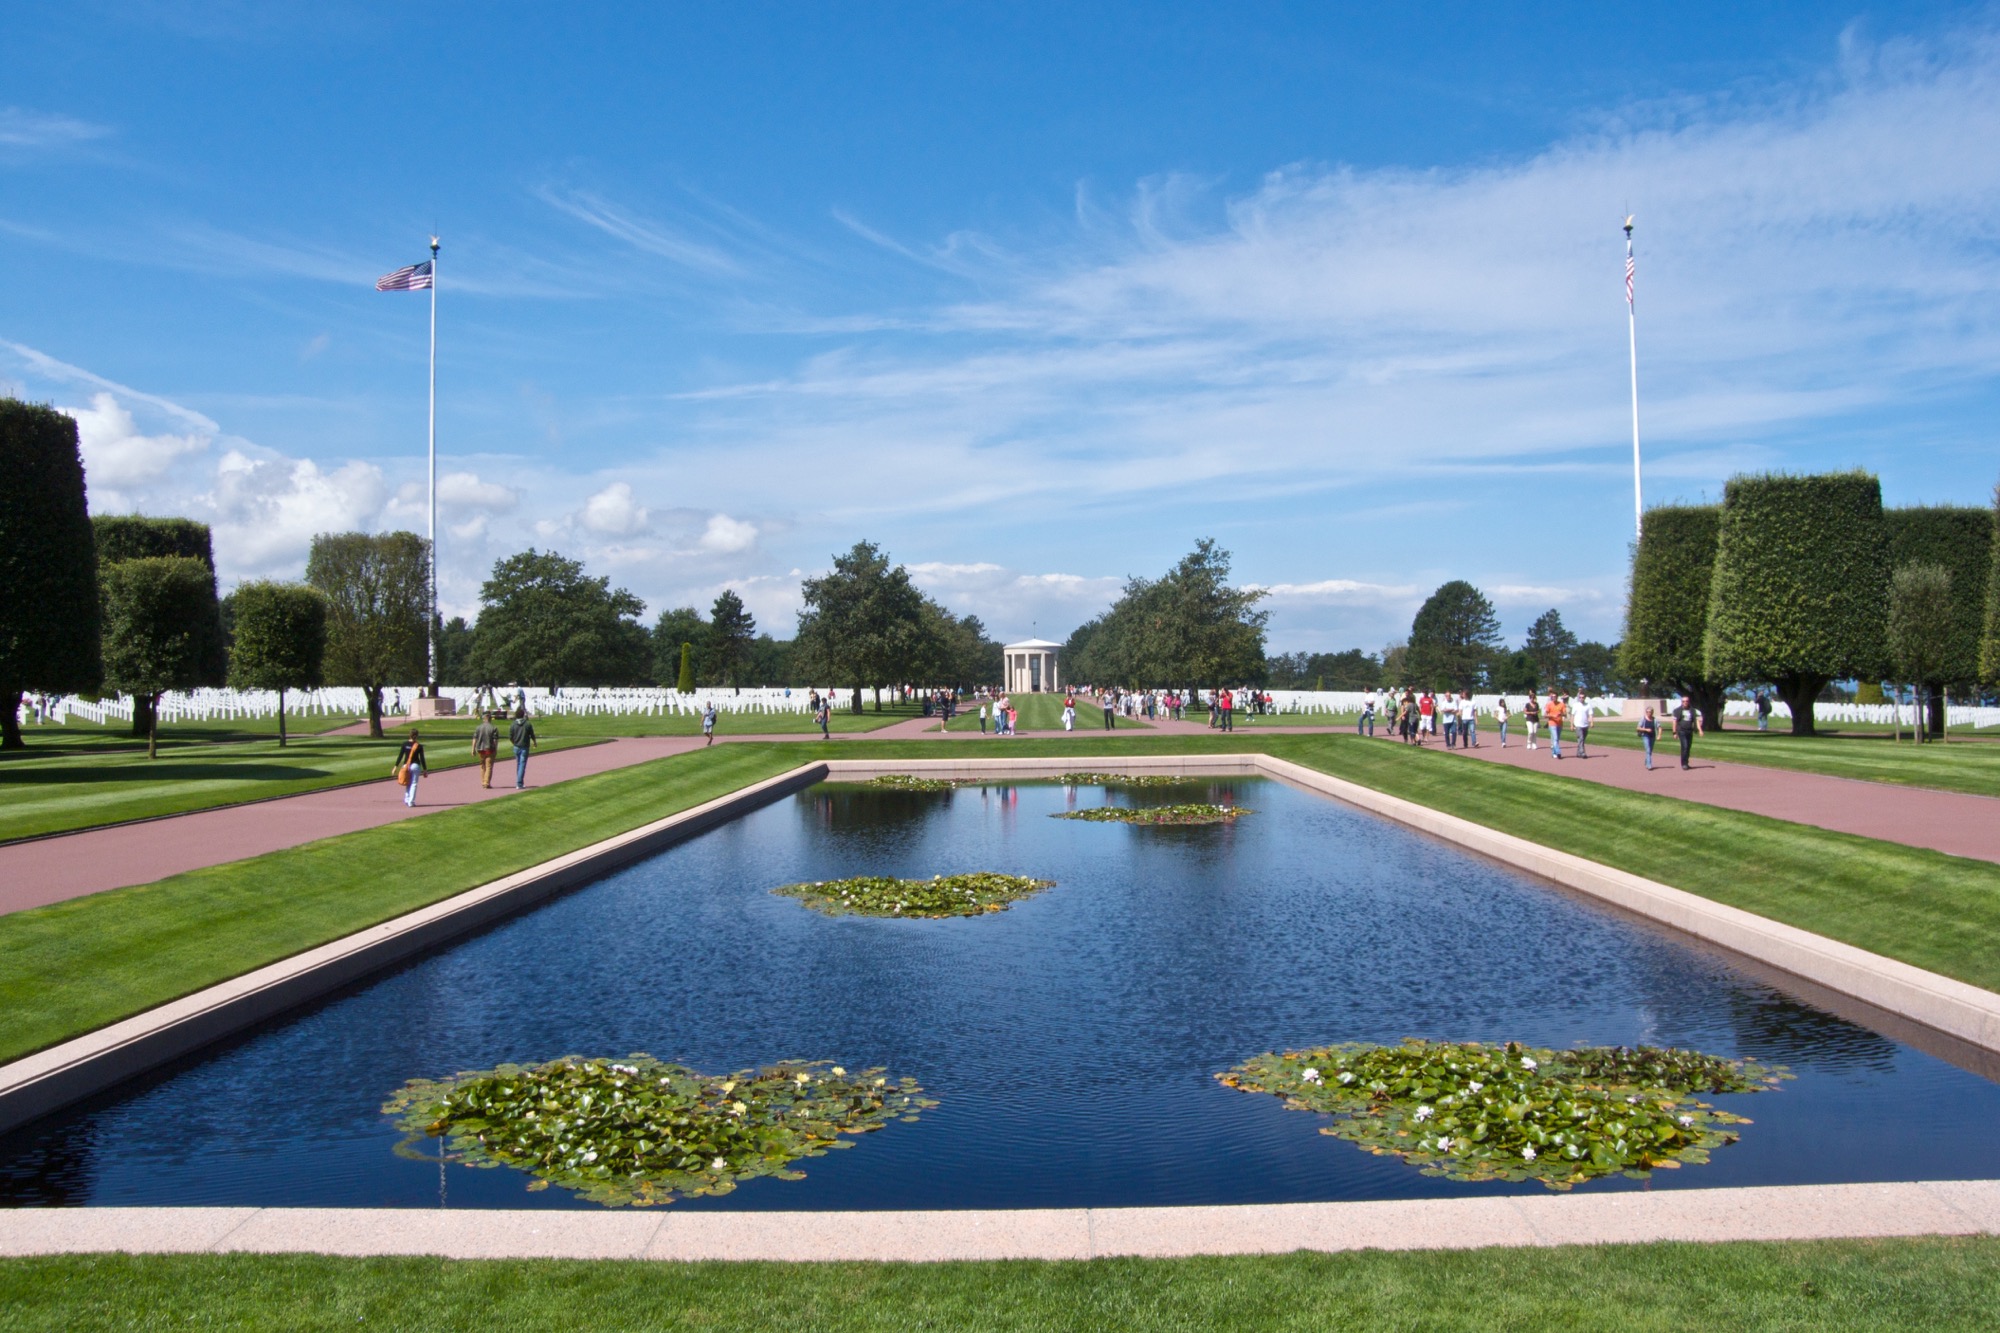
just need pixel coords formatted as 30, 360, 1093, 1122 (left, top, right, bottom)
774, 871, 1055, 917
1055, 803, 1249, 825
863, 774, 964, 792
1219, 1039, 1788, 1190
1053, 772, 1195, 788
384, 1055, 934, 1207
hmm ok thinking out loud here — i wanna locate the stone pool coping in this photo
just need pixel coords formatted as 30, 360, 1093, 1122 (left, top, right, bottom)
2, 1182, 1996, 1260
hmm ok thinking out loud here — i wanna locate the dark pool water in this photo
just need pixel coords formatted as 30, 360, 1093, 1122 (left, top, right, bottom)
6, 777, 1999, 1210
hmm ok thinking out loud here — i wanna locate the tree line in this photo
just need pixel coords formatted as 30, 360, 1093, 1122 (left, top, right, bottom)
1620, 470, 1993, 736
0, 401, 1012, 748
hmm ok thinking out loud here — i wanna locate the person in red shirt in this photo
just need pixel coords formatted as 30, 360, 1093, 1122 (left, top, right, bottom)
1417, 691, 1435, 744
1219, 688, 1235, 732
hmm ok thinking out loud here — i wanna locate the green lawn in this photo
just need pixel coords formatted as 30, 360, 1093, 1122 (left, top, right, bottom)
0, 705, 921, 842
7, 734, 2000, 1065
3, 1238, 1995, 1331
942, 693, 1147, 731
0, 732, 596, 843
1581, 721, 2000, 799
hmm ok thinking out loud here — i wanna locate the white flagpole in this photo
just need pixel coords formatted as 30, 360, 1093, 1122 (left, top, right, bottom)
427, 235, 439, 694
1624, 216, 1642, 538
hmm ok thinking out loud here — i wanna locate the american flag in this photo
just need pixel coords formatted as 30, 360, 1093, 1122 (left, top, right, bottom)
375, 260, 433, 292
1625, 253, 1635, 306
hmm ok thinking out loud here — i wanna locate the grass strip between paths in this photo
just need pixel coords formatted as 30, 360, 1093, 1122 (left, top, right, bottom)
0, 744, 809, 1064
1, 1238, 1997, 1331
5, 734, 2000, 1064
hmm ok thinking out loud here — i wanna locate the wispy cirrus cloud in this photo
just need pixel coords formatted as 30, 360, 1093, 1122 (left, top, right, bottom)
0, 107, 110, 150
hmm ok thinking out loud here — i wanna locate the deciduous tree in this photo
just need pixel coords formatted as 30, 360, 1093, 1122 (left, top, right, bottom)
1522, 609, 1578, 690
94, 515, 227, 737
0, 399, 100, 749
1885, 505, 1988, 736
226, 581, 328, 746
307, 531, 429, 738
793, 541, 934, 711
1887, 564, 1954, 743
464, 549, 647, 693
101, 556, 222, 759
1704, 471, 1888, 735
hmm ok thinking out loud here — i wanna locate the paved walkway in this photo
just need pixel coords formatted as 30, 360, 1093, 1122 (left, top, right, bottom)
1439, 730, 2000, 864
1, 1181, 1995, 1260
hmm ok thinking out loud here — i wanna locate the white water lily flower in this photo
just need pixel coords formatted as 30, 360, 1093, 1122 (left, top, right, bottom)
1521, 1146, 1537, 1161
712, 1157, 727, 1170
1300, 1068, 1322, 1084
1520, 1057, 1539, 1070
1414, 1105, 1433, 1121
1678, 1114, 1694, 1127
796, 1073, 812, 1085
832, 1067, 846, 1077
874, 1077, 887, 1087
1436, 1137, 1453, 1152
1467, 1081, 1483, 1093
732, 1100, 748, 1114
1337, 1072, 1355, 1085
582, 1151, 598, 1163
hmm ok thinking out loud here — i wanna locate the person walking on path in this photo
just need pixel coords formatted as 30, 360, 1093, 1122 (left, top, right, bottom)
1441, 692, 1459, 748
1637, 706, 1659, 770
1523, 691, 1540, 751
1006, 703, 1019, 736
1105, 693, 1118, 731
1546, 695, 1566, 760
1494, 695, 1511, 748
472, 713, 500, 789
1756, 691, 1772, 732
1220, 687, 1236, 732
1673, 693, 1700, 770
1574, 694, 1592, 758
978, 699, 989, 734
815, 699, 830, 739
1397, 691, 1416, 744
394, 729, 426, 807
701, 701, 718, 746
1417, 690, 1435, 743
1359, 689, 1376, 736
509, 709, 538, 789
1461, 692, 1479, 748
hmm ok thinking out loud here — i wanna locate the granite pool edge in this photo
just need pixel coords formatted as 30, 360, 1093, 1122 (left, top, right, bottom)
0, 760, 834, 1137
1, 1182, 1996, 1260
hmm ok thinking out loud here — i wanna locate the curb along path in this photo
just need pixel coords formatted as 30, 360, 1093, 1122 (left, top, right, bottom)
1, 1182, 1996, 1260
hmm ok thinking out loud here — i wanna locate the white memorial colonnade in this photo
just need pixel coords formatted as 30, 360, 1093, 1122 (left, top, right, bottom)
1003, 639, 1061, 694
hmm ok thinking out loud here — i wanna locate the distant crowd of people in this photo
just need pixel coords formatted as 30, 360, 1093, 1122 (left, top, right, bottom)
1354, 687, 1704, 770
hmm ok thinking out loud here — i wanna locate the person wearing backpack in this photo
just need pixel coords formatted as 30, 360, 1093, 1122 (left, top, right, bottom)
393, 729, 426, 807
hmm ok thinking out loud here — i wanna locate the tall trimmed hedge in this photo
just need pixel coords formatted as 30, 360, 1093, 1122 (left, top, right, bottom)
1704, 471, 1888, 735
1619, 504, 1727, 730
92, 515, 216, 569
101, 556, 227, 758
1983, 484, 2000, 686
0, 399, 102, 748
1886, 504, 1988, 733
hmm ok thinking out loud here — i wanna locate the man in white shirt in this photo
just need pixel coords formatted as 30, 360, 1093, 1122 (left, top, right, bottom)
1440, 692, 1459, 748
1360, 689, 1377, 736
1459, 692, 1478, 747
1574, 693, 1592, 757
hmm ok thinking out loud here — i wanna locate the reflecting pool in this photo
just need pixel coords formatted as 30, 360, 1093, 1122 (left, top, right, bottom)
5, 777, 1998, 1209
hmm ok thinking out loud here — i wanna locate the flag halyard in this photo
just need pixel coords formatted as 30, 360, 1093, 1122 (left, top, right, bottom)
376, 260, 434, 292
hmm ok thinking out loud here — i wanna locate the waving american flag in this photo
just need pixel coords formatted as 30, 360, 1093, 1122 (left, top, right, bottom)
375, 260, 433, 292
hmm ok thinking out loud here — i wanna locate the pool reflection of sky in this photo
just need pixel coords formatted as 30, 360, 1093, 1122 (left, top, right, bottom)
4, 778, 1997, 1210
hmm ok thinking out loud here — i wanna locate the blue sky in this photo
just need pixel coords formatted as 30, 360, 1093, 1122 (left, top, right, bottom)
4, 3, 1997, 652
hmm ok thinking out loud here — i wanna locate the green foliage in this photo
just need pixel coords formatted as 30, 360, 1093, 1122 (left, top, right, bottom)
1887, 564, 1954, 741
1064, 539, 1268, 687
1055, 802, 1248, 825
436, 615, 475, 684
793, 540, 942, 708
99, 556, 227, 757
1265, 648, 1380, 689
1885, 505, 1987, 689
1623, 505, 1725, 708
1404, 581, 1499, 689
306, 531, 429, 735
1985, 483, 2000, 685
91, 514, 215, 569
1705, 472, 1888, 735
1053, 772, 1195, 788
705, 589, 756, 686
863, 774, 963, 791
0, 399, 101, 748
773, 872, 1055, 917
464, 549, 648, 690
1220, 1039, 1787, 1190
384, 1055, 934, 1207
226, 582, 327, 746
1522, 609, 1578, 688
676, 641, 695, 693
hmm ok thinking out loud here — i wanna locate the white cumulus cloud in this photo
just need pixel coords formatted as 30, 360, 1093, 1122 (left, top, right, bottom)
697, 513, 758, 553
579, 481, 650, 536
64, 392, 208, 500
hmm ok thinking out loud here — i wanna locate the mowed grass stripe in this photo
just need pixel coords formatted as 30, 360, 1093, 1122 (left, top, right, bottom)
2, 1238, 1997, 1331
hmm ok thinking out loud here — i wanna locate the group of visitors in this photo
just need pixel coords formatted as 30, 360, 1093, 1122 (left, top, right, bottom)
1357, 686, 1707, 772
393, 708, 537, 807
977, 697, 1020, 735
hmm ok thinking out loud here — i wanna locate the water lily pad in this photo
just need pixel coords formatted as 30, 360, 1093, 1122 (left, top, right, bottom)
1054, 803, 1249, 825
384, 1055, 934, 1207
859, 774, 965, 792
774, 872, 1055, 917
1052, 772, 1200, 789
1219, 1039, 1788, 1190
